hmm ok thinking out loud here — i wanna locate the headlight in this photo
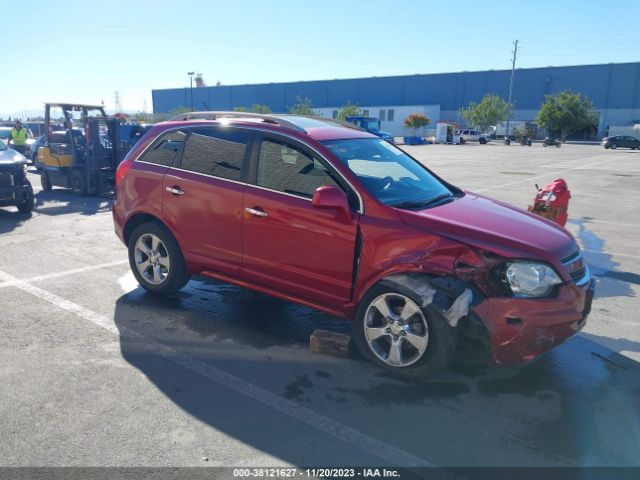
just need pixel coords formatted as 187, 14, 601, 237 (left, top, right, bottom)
504, 262, 562, 298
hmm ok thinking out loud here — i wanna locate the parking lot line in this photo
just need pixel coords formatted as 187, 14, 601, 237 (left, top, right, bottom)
0, 268, 436, 469
475, 157, 623, 193
0, 260, 128, 289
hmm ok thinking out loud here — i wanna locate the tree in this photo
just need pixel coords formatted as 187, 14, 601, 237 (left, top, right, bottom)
336, 101, 362, 120
536, 91, 598, 141
459, 93, 511, 132
289, 96, 316, 115
403, 113, 430, 135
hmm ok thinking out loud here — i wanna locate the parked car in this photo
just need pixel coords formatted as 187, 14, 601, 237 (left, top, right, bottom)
0, 126, 36, 159
457, 129, 492, 144
113, 113, 593, 377
0, 140, 34, 213
602, 135, 640, 150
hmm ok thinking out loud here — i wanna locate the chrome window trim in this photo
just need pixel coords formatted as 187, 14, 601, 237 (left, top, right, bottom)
134, 123, 365, 214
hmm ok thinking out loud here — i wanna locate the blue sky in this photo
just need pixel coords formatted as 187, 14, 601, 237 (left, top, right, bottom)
2, 0, 639, 117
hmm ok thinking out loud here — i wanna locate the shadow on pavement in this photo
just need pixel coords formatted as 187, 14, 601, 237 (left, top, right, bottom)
113, 278, 640, 467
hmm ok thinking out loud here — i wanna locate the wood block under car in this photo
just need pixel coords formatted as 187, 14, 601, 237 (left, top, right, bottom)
309, 330, 351, 358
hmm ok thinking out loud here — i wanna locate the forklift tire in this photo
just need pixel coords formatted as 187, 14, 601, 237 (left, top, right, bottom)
41, 172, 52, 192
70, 170, 87, 196
17, 180, 34, 214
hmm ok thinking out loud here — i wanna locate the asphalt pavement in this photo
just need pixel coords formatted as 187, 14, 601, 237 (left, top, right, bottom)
0, 143, 638, 478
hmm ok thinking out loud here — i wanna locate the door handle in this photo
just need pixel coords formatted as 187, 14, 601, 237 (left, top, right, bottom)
166, 186, 185, 196
245, 207, 268, 218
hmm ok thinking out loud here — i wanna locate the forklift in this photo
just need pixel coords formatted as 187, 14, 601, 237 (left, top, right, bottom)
38, 103, 124, 196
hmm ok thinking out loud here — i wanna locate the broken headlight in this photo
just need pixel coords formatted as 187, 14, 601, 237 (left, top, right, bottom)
504, 262, 562, 298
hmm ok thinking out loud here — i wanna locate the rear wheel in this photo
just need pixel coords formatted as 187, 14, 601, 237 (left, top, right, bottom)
41, 171, 52, 191
16, 180, 34, 214
128, 222, 190, 295
353, 285, 457, 378
70, 170, 86, 196
611, 143, 618, 149
479, 137, 487, 144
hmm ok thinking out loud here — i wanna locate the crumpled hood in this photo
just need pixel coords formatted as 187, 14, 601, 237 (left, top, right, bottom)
398, 192, 577, 262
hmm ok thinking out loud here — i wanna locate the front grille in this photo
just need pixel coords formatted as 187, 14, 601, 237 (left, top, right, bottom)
0, 172, 14, 188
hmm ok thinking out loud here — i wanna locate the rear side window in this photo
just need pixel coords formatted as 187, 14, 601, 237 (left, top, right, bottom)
257, 139, 341, 198
180, 128, 249, 181
139, 130, 186, 166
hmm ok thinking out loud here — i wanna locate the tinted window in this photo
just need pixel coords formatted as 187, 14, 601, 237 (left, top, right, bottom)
180, 128, 248, 181
257, 139, 341, 198
387, 109, 394, 121
140, 130, 186, 166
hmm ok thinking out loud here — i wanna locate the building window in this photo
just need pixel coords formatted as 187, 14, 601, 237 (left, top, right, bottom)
257, 139, 341, 198
379, 109, 386, 122
387, 109, 395, 122
363, 110, 369, 117
180, 128, 249, 181
332, 110, 338, 119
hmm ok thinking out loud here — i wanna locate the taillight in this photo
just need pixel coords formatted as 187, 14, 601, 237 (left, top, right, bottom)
115, 159, 133, 187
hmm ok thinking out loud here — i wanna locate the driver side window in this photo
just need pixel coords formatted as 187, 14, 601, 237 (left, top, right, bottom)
257, 139, 341, 198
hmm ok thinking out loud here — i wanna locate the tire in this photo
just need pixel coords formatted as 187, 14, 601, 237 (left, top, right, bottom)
555, 142, 561, 148
479, 137, 486, 144
611, 143, 617, 150
16, 180, 34, 214
41, 171, 52, 191
70, 170, 86, 196
459, 137, 465, 145
353, 284, 458, 378
128, 221, 190, 295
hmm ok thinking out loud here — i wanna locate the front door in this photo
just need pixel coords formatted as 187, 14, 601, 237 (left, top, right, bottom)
162, 127, 250, 276
241, 135, 359, 308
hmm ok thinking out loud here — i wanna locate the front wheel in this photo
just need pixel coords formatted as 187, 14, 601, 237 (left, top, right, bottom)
70, 170, 86, 196
353, 285, 457, 378
128, 222, 190, 295
610, 143, 618, 149
479, 137, 487, 144
16, 180, 34, 214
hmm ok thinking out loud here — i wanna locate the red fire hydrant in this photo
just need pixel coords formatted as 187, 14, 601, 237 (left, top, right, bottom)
528, 178, 571, 227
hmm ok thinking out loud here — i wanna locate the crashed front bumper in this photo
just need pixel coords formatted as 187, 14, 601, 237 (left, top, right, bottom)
472, 281, 595, 366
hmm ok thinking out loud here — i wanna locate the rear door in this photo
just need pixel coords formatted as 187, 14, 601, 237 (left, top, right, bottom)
241, 134, 360, 308
162, 127, 251, 276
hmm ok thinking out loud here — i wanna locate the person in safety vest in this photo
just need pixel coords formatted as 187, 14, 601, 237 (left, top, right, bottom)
10, 120, 29, 155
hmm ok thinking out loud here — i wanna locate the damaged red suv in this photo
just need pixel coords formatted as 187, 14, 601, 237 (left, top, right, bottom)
113, 113, 594, 377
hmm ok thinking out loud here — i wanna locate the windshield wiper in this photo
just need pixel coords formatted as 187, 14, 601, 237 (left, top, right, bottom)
390, 193, 456, 210
424, 193, 454, 207
389, 200, 430, 209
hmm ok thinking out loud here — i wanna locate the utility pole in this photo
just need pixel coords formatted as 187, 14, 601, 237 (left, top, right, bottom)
505, 39, 518, 140
114, 91, 121, 114
188, 72, 195, 111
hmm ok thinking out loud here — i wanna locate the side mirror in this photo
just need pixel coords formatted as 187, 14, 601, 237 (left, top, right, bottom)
312, 186, 353, 223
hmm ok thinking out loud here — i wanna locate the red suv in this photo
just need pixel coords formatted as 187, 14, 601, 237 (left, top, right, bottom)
113, 113, 594, 377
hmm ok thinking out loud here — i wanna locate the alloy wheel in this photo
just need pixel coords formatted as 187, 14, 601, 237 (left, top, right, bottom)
134, 233, 171, 285
364, 293, 429, 367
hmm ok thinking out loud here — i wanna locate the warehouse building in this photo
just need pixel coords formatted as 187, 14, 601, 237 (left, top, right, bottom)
152, 62, 640, 138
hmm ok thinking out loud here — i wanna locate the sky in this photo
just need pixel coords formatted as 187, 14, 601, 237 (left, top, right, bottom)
2, 0, 639, 118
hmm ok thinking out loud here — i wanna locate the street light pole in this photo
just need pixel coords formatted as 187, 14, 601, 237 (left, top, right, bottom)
505, 40, 518, 140
188, 71, 195, 111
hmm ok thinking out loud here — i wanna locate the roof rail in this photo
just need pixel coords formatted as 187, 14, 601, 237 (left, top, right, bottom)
167, 111, 306, 132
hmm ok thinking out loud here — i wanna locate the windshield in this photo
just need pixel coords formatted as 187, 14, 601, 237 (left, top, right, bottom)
0, 129, 11, 140
0, 139, 6, 151
323, 138, 455, 207
365, 120, 380, 132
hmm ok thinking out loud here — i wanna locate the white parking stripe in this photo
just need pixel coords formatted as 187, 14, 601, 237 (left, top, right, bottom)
0, 260, 129, 289
475, 157, 621, 193
0, 269, 436, 469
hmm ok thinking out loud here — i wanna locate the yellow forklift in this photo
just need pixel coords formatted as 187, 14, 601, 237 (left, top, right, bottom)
38, 103, 124, 196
